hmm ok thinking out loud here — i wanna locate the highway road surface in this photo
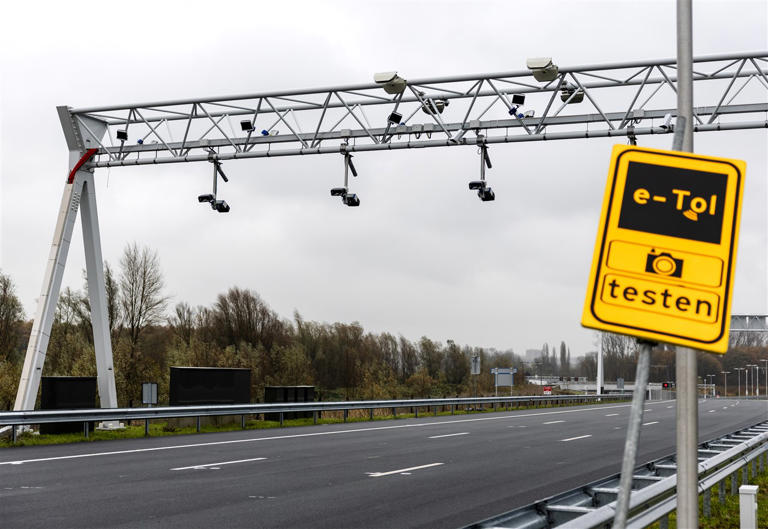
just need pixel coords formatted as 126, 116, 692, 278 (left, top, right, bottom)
1, 398, 766, 529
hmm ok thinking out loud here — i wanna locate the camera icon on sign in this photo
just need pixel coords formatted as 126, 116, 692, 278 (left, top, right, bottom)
645, 250, 684, 278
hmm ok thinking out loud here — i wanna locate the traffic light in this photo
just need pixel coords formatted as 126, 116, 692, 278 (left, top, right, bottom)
662, 382, 670, 389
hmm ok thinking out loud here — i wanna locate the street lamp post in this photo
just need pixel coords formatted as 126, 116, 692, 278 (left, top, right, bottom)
735, 368, 745, 397
747, 364, 758, 397
706, 375, 715, 398
721, 371, 729, 397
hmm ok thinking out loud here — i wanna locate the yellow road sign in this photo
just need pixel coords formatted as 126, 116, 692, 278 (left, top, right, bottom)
582, 145, 746, 353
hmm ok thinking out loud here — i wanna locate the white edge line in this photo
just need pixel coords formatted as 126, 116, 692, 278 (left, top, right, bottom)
643, 421, 659, 426
367, 462, 443, 477
428, 432, 469, 439
561, 434, 592, 442
543, 420, 565, 424
605, 413, 619, 416
0, 401, 673, 466
170, 457, 266, 471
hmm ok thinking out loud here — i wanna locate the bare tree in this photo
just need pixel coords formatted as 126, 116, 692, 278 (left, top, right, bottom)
119, 243, 169, 351
169, 301, 195, 346
0, 271, 24, 359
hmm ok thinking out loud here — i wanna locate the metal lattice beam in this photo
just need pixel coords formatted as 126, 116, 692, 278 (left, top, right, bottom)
57, 51, 768, 169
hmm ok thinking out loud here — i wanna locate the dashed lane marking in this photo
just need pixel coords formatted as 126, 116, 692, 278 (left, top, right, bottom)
561, 435, 592, 442
428, 432, 469, 439
643, 421, 659, 426
170, 457, 266, 471
543, 420, 565, 425
367, 462, 443, 477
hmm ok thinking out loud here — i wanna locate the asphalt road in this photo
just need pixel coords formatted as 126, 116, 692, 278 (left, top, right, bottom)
1, 398, 766, 529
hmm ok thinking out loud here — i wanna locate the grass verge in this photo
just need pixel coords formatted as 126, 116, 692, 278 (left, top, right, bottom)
649, 463, 768, 528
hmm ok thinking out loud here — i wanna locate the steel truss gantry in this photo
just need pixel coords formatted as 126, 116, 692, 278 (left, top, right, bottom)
14, 52, 768, 411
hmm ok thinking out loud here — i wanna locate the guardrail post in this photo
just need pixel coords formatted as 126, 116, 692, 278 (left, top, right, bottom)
241, 415, 246, 429
415, 407, 419, 418
10, 425, 16, 443
196, 416, 201, 432
145, 418, 149, 437
393, 406, 397, 419
659, 513, 669, 529
343, 409, 348, 422
433, 405, 437, 416
84, 421, 89, 439
313, 411, 318, 425
751, 459, 757, 478
279, 412, 284, 426
739, 485, 759, 529
733, 472, 739, 495
369, 408, 374, 421
703, 487, 711, 517
743, 466, 749, 486
719, 479, 726, 504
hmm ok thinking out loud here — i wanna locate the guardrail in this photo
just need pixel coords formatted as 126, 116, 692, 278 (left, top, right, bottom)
465, 419, 768, 529
0, 394, 631, 441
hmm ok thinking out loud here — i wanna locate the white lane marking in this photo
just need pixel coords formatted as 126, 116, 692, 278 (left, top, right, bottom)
428, 432, 469, 439
170, 457, 266, 471
667, 405, 674, 409
644, 408, 652, 412
643, 421, 659, 426
0, 401, 672, 466
543, 420, 565, 425
605, 413, 619, 417
723, 407, 729, 410
709, 410, 716, 413
561, 435, 592, 442
367, 462, 443, 477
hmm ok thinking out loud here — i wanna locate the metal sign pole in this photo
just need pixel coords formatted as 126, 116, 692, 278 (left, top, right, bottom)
675, 2, 698, 527
612, 340, 652, 529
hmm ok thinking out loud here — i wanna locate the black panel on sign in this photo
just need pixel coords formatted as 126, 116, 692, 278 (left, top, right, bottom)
40, 377, 97, 434
264, 386, 316, 420
618, 161, 727, 244
169, 367, 251, 405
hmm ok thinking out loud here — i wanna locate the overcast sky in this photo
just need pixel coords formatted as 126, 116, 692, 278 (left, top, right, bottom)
1, 0, 766, 358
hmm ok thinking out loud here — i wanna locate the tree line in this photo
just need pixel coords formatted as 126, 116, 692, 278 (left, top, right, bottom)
1, 243, 763, 409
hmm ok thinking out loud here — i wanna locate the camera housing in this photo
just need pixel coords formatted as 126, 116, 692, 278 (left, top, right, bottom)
478, 187, 495, 202
374, 71, 407, 95
198, 194, 214, 203
116, 129, 128, 141
645, 250, 683, 277
240, 120, 254, 132
511, 94, 525, 105
342, 194, 360, 207
213, 200, 230, 213
468, 180, 486, 190
330, 187, 348, 197
387, 111, 402, 125
526, 57, 559, 82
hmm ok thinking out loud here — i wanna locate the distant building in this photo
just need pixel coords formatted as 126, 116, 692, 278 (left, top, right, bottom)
525, 349, 542, 362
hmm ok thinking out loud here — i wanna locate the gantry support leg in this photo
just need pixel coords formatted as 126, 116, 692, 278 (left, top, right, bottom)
14, 149, 119, 416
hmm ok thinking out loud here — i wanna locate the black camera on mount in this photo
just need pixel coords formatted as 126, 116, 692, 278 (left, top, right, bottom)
478, 187, 495, 202
198, 194, 215, 203
645, 250, 683, 277
468, 180, 486, 190
330, 187, 348, 197
343, 193, 360, 207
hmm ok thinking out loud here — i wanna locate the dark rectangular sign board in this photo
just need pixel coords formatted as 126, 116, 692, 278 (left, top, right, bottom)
169, 367, 251, 406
